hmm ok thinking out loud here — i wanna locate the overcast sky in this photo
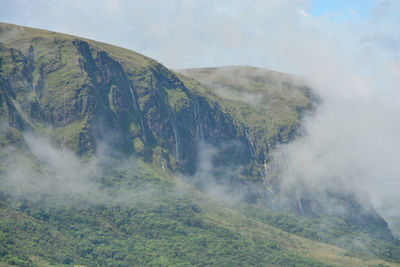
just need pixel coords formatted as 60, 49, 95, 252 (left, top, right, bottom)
0, 0, 398, 72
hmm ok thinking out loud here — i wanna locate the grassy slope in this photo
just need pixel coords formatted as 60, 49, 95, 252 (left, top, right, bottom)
1, 164, 398, 267
0, 23, 152, 68
0, 23, 399, 266
178, 66, 311, 144
0, 22, 156, 153
178, 66, 400, 262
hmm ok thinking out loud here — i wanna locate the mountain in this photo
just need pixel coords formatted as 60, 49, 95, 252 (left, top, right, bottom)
1, 22, 400, 266
178, 67, 392, 238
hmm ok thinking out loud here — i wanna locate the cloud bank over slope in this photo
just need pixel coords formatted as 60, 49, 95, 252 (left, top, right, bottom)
1, 0, 400, 220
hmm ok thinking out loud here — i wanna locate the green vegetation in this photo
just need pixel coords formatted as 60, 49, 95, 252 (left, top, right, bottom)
178, 66, 311, 141
133, 137, 144, 152
1, 22, 400, 266
166, 88, 191, 112
1, 167, 398, 266
243, 205, 400, 263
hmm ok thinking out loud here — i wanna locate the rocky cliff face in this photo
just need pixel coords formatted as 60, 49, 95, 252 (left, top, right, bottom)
179, 67, 394, 240
0, 23, 393, 240
0, 23, 252, 176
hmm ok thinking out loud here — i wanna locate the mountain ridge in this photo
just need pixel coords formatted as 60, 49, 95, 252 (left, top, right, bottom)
0, 22, 399, 266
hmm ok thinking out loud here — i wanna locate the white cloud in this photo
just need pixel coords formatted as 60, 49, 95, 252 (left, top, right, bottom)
1, 0, 400, 223
298, 8, 312, 17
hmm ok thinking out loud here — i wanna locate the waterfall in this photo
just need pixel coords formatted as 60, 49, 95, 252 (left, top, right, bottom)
140, 120, 146, 142
32, 84, 40, 102
245, 129, 273, 205
128, 84, 135, 106
263, 160, 273, 193
173, 122, 180, 162
298, 199, 304, 215
192, 101, 199, 139
128, 83, 138, 110
63, 97, 66, 124
127, 81, 146, 142
161, 161, 166, 172
193, 99, 204, 142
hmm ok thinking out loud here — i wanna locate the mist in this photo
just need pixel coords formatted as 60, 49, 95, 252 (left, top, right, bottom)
1, 0, 400, 230
0, 131, 165, 207
185, 142, 252, 205
262, 3, 400, 211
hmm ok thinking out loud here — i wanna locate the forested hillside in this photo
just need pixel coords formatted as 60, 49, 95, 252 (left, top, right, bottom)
0, 22, 399, 266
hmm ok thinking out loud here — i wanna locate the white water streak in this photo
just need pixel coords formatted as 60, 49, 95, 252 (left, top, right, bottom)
140, 120, 146, 142
245, 129, 273, 200
173, 123, 180, 162
193, 99, 204, 142
128, 83, 136, 110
